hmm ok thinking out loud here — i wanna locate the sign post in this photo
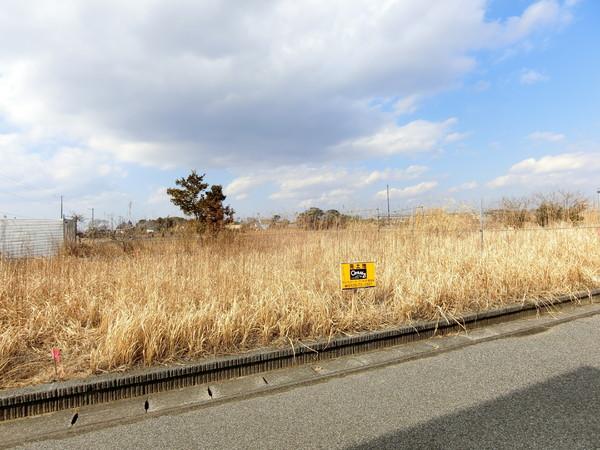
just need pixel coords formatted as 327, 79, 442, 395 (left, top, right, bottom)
340, 262, 376, 290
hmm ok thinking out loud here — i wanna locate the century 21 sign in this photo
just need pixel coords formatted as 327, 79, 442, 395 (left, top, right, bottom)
340, 262, 376, 290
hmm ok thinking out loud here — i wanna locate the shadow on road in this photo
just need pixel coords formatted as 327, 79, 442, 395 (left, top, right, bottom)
350, 366, 600, 450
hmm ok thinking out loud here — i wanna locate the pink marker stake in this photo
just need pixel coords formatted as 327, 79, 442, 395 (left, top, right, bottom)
51, 348, 61, 378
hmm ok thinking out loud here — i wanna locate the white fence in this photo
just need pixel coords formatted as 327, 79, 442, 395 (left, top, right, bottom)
0, 219, 76, 258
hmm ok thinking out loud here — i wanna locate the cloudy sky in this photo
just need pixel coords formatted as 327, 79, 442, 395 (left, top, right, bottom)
0, 0, 598, 221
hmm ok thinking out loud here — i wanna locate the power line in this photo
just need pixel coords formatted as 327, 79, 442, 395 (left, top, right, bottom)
3, 192, 32, 205
0, 171, 43, 203
0, 189, 41, 203
0, 210, 38, 219
0, 170, 24, 184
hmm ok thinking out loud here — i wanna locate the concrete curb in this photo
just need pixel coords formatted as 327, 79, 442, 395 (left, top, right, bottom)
2, 288, 599, 421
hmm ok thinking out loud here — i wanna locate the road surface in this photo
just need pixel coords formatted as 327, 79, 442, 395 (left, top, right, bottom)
12, 314, 600, 449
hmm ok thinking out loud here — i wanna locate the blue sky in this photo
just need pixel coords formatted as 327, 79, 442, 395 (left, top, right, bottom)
0, 0, 598, 222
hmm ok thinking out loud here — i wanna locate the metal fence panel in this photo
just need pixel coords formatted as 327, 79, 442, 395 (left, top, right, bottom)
0, 219, 74, 258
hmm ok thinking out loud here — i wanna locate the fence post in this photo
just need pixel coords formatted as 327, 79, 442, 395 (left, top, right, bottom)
480, 199, 484, 251
386, 184, 390, 225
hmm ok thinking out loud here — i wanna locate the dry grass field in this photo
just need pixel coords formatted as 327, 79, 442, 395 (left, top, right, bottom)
2, 212, 600, 389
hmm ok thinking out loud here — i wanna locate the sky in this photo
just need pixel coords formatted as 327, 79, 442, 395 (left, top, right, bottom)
0, 0, 599, 222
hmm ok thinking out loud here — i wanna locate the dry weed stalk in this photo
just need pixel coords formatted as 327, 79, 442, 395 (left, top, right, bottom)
1, 219, 600, 388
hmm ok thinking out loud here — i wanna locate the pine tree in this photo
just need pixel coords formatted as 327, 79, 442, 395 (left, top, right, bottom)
167, 170, 234, 232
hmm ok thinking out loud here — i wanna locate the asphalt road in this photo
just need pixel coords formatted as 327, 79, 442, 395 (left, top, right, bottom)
15, 314, 600, 449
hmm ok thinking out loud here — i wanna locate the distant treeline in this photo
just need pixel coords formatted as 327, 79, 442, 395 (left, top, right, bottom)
489, 191, 589, 228
295, 208, 357, 230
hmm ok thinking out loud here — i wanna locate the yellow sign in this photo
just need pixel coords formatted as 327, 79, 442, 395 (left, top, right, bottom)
340, 262, 376, 290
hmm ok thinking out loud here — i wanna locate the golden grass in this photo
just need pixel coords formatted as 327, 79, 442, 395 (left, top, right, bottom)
1, 220, 600, 389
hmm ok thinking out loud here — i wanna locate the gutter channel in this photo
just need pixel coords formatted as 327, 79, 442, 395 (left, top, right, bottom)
2, 288, 599, 421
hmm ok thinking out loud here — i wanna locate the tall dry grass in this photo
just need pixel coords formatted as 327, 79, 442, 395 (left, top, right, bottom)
1, 220, 600, 388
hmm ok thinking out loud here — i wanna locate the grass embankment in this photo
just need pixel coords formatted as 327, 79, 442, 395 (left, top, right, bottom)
1, 217, 600, 388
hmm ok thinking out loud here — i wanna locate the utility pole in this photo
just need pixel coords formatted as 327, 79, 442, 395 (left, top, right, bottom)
386, 184, 391, 225
88, 208, 95, 230
60, 195, 63, 220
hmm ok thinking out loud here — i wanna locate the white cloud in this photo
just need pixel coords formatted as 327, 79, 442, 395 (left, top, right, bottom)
520, 69, 549, 85
298, 189, 355, 209
500, 1, 570, 43
147, 187, 169, 205
66, 191, 130, 218
376, 181, 438, 199
0, 0, 580, 217
449, 181, 478, 192
334, 119, 458, 156
0, 0, 576, 170
225, 176, 269, 200
360, 166, 428, 186
528, 131, 565, 142
474, 80, 491, 92
511, 153, 593, 174
445, 132, 470, 143
0, 133, 125, 198
488, 152, 600, 188
393, 95, 421, 115
225, 164, 428, 207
